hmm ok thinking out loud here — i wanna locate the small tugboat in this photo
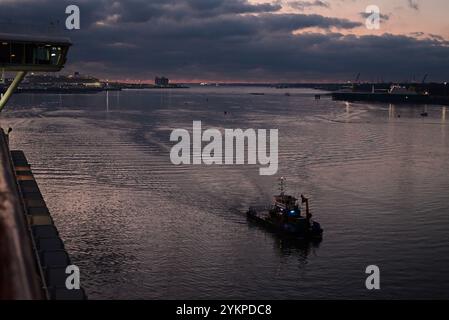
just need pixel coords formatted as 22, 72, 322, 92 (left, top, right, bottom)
247, 178, 323, 240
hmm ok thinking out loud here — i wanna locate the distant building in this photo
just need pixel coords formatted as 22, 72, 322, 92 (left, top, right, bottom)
155, 76, 169, 86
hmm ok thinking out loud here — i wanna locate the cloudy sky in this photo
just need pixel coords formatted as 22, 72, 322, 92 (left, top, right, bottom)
1, 0, 448, 82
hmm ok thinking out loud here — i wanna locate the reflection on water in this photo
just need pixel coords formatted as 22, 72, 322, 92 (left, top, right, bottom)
388, 104, 395, 119
246, 219, 322, 261
106, 91, 109, 113
2, 87, 449, 299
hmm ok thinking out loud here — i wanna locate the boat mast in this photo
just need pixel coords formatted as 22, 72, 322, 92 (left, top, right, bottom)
279, 177, 285, 196
301, 195, 312, 220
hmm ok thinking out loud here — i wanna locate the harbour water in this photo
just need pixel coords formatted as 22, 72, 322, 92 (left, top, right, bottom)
2, 87, 449, 299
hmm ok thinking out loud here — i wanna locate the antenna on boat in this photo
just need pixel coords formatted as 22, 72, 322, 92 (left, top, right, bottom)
279, 177, 285, 196
301, 194, 312, 221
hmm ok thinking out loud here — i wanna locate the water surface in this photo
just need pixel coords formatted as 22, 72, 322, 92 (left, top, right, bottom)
3, 86, 449, 299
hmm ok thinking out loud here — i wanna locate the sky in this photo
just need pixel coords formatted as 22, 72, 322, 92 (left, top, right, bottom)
0, 0, 448, 82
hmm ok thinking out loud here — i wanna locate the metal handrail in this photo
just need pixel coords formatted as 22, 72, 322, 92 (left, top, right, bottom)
0, 129, 44, 299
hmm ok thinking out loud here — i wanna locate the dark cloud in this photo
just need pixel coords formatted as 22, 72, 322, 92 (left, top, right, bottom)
408, 0, 419, 11
289, 1, 330, 11
0, 0, 447, 82
187, 0, 283, 16
359, 11, 390, 22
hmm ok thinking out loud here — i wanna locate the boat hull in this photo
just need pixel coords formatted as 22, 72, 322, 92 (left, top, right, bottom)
246, 209, 323, 240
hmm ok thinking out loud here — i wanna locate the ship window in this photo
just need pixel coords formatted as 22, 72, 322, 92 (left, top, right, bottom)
35, 45, 51, 65
49, 46, 61, 65
0, 40, 68, 69
24, 44, 36, 64
0, 42, 9, 63
11, 43, 25, 64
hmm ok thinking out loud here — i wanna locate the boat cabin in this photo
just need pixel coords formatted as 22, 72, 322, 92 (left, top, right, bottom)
273, 194, 298, 210
272, 194, 302, 218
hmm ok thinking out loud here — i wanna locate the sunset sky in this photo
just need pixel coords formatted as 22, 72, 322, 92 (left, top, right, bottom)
254, 0, 449, 38
0, 0, 448, 82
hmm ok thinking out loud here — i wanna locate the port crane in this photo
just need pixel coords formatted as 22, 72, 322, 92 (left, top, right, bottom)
422, 74, 428, 84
